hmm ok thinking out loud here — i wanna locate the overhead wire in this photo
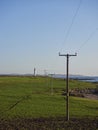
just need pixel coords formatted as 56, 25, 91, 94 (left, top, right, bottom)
60, 0, 82, 52
76, 28, 98, 53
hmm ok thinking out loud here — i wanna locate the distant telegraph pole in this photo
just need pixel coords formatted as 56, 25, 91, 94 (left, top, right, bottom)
44, 70, 47, 76
59, 52, 77, 121
34, 68, 36, 76
49, 74, 54, 95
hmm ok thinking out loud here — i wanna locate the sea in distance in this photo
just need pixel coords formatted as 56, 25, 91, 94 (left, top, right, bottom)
52, 74, 98, 83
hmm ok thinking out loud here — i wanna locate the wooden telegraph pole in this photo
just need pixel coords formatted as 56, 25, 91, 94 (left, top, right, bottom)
59, 52, 77, 121
34, 68, 36, 76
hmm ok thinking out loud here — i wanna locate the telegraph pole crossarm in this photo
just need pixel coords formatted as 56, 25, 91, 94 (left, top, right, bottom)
59, 52, 77, 57
59, 52, 77, 121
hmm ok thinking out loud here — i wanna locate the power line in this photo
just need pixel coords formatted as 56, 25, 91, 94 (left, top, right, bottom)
76, 28, 98, 53
60, 0, 82, 52
59, 53, 77, 121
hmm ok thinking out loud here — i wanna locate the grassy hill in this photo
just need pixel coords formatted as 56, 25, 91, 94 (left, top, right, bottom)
0, 76, 98, 129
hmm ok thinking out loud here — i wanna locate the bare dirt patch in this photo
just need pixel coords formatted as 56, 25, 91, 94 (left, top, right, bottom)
68, 88, 98, 100
0, 117, 98, 130
84, 94, 98, 100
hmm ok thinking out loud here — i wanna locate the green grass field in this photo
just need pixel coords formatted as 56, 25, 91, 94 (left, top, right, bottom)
0, 76, 98, 118
0, 76, 98, 129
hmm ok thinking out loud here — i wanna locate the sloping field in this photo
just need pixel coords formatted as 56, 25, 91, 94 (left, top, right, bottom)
0, 76, 98, 129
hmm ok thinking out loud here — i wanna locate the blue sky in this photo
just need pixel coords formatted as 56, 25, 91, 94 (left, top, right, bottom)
0, 0, 98, 75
